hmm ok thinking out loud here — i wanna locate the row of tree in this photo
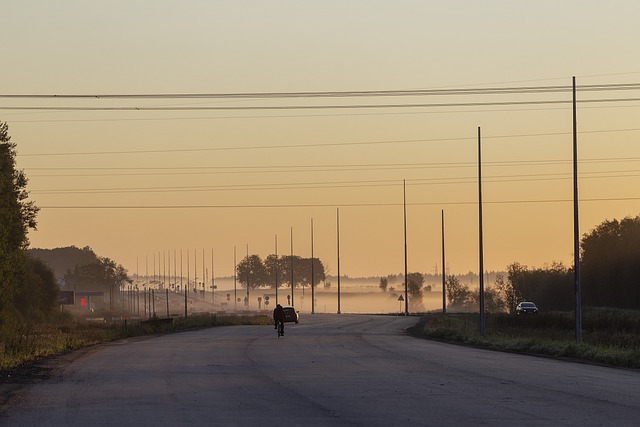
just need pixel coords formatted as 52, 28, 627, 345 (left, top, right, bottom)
29, 245, 131, 299
444, 263, 573, 314
236, 254, 326, 290
444, 214, 640, 312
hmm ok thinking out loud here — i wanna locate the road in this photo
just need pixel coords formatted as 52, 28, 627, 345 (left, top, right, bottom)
2, 314, 639, 426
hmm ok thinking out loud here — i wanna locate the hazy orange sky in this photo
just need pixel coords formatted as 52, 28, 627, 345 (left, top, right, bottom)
3, 1, 640, 279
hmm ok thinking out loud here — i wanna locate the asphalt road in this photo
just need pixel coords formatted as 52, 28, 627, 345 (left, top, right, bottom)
2, 314, 639, 426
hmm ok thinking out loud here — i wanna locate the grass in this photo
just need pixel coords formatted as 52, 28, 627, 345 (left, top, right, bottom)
0, 312, 272, 370
420, 308, 640, 369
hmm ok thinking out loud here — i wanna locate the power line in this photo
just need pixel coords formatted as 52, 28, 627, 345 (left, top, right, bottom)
36, 195, 640, 210
28, 169, 640, 195
22, 154, 640, 179
15, 127, 640, 158
2, 82, 640, 99
23, 153, 640, 172
5, 103, 637, 123
4, 97, 640, 112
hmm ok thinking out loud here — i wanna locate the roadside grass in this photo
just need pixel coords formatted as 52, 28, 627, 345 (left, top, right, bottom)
421, 308, 640, 369
0, 313, 272, 370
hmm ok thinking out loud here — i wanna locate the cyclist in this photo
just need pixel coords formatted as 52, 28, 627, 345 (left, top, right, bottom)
273, 303, 285, 332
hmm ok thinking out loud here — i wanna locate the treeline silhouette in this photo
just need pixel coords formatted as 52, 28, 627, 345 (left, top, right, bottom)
446, 214, 640, 313
236, 254, 326, 290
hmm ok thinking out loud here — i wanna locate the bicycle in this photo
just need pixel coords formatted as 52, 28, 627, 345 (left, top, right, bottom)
277, 321, 284, 338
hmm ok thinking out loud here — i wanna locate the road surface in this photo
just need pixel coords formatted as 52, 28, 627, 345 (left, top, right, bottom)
2, 314, 639, 426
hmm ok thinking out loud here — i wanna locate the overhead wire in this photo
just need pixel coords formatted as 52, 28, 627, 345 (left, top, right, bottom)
3, 82, 640, 113
2, 82, 640, 99
29, 169, 640, 195
14, 127, 640, 158
36, 195, 640, 210
8, 80, 640, 211
4, 97, 640, 111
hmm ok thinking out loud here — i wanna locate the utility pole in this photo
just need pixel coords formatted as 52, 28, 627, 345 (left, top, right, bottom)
573, 76, 582, 342
311, 218, 315, 314
187, 249, 190, 316
478, 126, 486, 335
442, 209, 446, 314
246, 244, 250, 309
403, 179, 408, 316
290, 227, 295, 308
202, 248, 205, 298
211, 248, 216, 304
275, 235, 279, 305
182, 249, 186, 318
337, 208, 341, 314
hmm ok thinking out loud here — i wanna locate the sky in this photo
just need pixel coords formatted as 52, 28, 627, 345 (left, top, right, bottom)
3, 1, 640, 280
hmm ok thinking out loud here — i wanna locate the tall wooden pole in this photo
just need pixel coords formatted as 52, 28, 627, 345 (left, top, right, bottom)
478, 126, 485, 335
403, 179, 408, 316
275, 235, 279, 305
311, 218, 315, 314
202, 249, 205, 297
573, 76, 582, 342
290, 227, 295, 307
182, 249, 186, 318
211, 248, 216, 304
337, 208, 341, 314
442, 209, 446, 314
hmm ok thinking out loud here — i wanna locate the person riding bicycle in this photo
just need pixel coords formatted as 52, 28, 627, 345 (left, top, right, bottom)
273, 303, 285, 331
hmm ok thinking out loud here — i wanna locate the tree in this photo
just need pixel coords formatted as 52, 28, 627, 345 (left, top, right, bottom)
379, 277, 388, 292
296, 257, 326, 288
278, 255, 326, 289
483, 286, 506, 313
494, 274, 517, 314
280, 255, 301, 288
446, 275, 474, 311
505, 262, 572, 311
236, 255, 268, 290
505, 263, 527, 305
264, 254, 287, 290
28, 246, 99, 280
0, 122, 39, 252
406, 272, 424, 299
14, 256, 59, 321
0, 121, 40, 328
63, 256, 131, 308
405, 272, 425, 311
581, 216, 640, 308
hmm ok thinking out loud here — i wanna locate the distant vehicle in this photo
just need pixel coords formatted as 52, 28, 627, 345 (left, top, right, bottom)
283, 306, 299, 323
516, 301, 538, 314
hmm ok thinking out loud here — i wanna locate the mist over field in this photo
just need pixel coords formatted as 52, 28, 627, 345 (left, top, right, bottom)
129, 273, 501, 316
